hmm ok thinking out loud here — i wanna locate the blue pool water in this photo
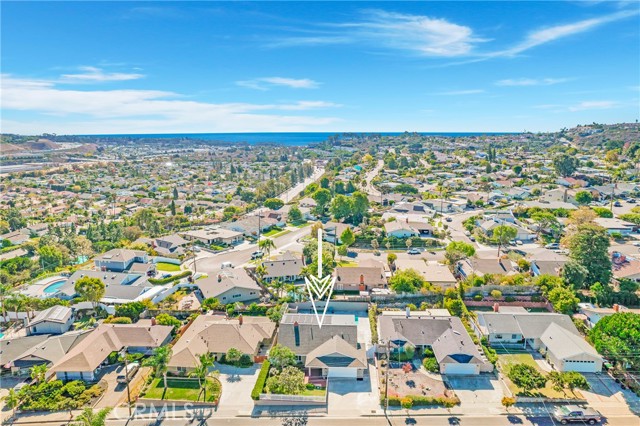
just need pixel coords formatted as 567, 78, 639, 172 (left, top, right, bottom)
43, 279, 67, 294
0, 333, 4, 339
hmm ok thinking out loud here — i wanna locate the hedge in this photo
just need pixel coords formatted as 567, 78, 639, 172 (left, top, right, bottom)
251, 360, 271, 400
148, 270, 192, 285
382, 395, 460, 407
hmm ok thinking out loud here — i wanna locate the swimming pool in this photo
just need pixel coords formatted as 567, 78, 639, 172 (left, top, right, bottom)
0, 333, 4, 339
43, 279, 67, 294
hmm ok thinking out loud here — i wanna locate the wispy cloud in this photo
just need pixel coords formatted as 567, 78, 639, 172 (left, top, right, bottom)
568, 100, 619, 111
436, 89, 485, 96
492, 9, 638, 57
495, 77, 571, 87
60, 66, 144, 82
236, 77, 321, 90
1, 75, 341, 133
270, 9, 486, 57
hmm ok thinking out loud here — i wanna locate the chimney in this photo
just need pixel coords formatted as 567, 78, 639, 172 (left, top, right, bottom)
613, 304, 619, 312
151, 317, 157, 326
360, 274, 365, 285
238, 314, 243, 325
493, 303, 499, 312
217, 274, 222, 282
406, 306, 411, 318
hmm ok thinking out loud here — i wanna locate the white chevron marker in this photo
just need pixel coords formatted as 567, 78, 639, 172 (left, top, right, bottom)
304, 227, 336, 328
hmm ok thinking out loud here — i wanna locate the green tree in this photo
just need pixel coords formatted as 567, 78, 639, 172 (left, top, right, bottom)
288, 205, 303, 223
38, 245, 67, 270
264, 198, 284, 210
72, 407, 112, 426
562, 260, 589, 289
553, 153, 579, 177
340, 227, 355, 248
445, 241, 476, 268
74, 277, 106, 309
266, 366, 306, 395
501, 396, 516, 412
566, 224, 611, 287
387, 252, 397, 266
189, 353, 217, 401
143, 346, 172, 392
531, 211, 561, 239
547, 286, 579, 314
330, 195, 352, 220
115, 301, 148, 321
589, 312, 640, 370
2, 388, 20, 418
351, 191, 370, 224
258, 238, 276, 257
445, 297, 467, 317
507, 364, 547, 394
268, 344, 297, 370
389, 269, 426, 293
492, 225, 517, 257
575, 191, 593, 205
312, 188, 332, 215
155, 313, 182, 330
30, 363, 48, 384
226, 348, 243, 364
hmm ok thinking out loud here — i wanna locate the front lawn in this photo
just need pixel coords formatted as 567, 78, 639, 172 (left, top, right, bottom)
292, 221, 310, 228
498, 353, 583, 399
336, 260, 358, 267
143, 377, 220, 402
156, 262, 181, 272
262, 227, 284, 237
301, 387, 326, 396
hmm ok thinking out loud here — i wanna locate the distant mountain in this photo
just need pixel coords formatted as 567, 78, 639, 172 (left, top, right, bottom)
565, 122, 640, 147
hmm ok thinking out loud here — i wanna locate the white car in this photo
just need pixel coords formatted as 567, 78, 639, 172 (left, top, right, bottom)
632, 241, 640, 247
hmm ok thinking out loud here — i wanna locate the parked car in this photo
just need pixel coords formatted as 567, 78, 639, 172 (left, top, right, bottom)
469, 236, 476, 242
251, 251, 264, 259
161, 273, 172, 279
632, 241, 640, 247
407, 248, 421, 255
614, 201, 622, 207
628, 198, 636, 204
552, 405, 602, 424
117, 362, 140, 384
221, 261, 234, 269
515, 240, 523, 246
445, 217, 452, 222
554, 249, 570, 255
545, 243, 560, 250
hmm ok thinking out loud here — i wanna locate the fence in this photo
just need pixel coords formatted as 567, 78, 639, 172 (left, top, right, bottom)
152, 256, 181, 265
464, 299, 553, 311
258, 393, 326, 403
464, 285, 539, 296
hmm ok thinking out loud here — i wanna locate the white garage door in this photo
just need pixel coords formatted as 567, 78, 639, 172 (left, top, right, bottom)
444, 363, 478, 375
563, 361, 597, 373
328, 367, 357, 378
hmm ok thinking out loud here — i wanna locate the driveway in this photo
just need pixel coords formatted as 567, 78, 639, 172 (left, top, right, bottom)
215, 362, 260, 414
327, 363, 380, 415
582, 374, 640, 416
445, 375, 505, 406
95, 364, 131, 409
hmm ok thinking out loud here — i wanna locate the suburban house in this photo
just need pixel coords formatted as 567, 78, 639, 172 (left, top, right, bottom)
0, 230, 29, 246
261, 251, 304, 283
527, 248, 568, 277
539, 323, 603, 373
612, 254, 640, 281
457, 258, 517, 279
168, 315, 275, 374
223, 215, 277, 237
474, 308, 581, 351
26, 305, 74, 336
153, 234, 189, 257
181, 227, 243, 246
334, 259, 387, 292
395, 259, 456, 289
377, 311, 492, 375
196, 268, 261, 303
578, 303, 640, 328
278, 313, 367, 380
94, 249, 148, 272
323, 222, 353, 244
51, 321, 173, 381
6, 331, 91, 376
594, 218, 636, 236
384, 220, 420, 239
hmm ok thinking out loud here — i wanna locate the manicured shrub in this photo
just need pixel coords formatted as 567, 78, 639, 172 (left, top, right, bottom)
148, 270, 192, 285
251, 360, 270, 400
422, 357, 439, 373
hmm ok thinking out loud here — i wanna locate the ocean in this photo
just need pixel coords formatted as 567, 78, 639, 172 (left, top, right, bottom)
82, 132, 519, 146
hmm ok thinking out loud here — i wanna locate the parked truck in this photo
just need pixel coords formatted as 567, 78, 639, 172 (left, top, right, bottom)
552, 405, 602, 424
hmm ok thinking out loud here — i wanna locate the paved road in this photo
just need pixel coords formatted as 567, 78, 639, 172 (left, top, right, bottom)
93, 414, 640, 426
362, 160, 384, 199
280, 167, 324, 204
193, 225, 311, 274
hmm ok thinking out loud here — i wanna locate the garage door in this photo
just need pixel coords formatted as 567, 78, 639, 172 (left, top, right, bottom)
444, 363, 478, 375
563, 361, 597, 373
328, 367, 357, 378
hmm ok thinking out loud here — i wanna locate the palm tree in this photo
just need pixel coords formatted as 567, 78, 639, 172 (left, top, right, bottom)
30, 364, 47, 384
189, 353, 216, 401
0, 283, 13, 321
72, 407, 111, 426
143, 346, 172, 393
271, 279, 284, 298
258, 238, 276, 257
5, 294, 26, 320
2, 388, 20, 418
255, 264, 267, 281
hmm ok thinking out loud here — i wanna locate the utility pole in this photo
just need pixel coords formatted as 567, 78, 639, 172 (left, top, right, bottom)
122, 347, 132, 417
384, 340, 390, 413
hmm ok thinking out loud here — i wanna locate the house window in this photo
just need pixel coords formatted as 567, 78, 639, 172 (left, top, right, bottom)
294, 326, 300, 347
177, 367, 186, 373
511, 334, 518, 339
495, 334, 502, 339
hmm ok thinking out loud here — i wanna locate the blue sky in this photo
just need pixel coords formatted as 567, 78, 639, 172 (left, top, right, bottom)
1, 1, 639, 134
